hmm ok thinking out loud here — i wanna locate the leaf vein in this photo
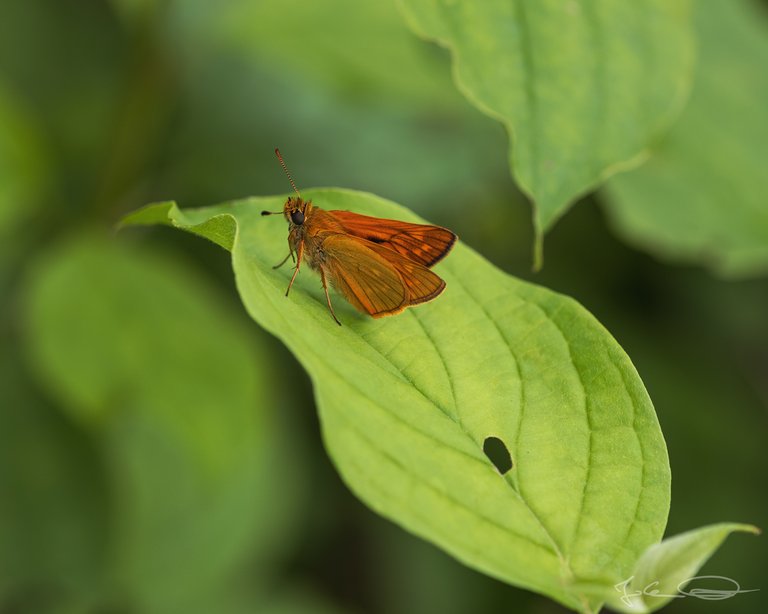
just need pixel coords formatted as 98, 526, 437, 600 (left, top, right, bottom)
448, 275, 571, 568
338, 403, 558, 560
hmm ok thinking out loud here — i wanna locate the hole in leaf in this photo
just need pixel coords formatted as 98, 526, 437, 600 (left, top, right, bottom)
483, 436, 513, 474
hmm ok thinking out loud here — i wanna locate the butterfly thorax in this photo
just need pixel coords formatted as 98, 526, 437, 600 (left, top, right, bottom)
285, 199, 345, 271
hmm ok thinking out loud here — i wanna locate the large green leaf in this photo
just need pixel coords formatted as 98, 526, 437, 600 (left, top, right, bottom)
604, 0, 768, 278
124, 189, 674, 611
397, 0, 694, 265
124, 189, 759, 611
23, 235, 301, 613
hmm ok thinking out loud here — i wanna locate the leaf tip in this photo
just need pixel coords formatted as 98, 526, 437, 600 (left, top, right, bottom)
117, 201, 178, 231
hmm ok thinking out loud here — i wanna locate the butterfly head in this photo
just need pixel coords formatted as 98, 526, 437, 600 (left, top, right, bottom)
283, 196, 311, 226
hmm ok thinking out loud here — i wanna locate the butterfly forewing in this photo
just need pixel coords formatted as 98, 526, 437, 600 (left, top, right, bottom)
329, 210, 456, 268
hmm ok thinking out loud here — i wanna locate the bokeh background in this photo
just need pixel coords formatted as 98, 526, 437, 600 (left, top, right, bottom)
1, 1, 766, 613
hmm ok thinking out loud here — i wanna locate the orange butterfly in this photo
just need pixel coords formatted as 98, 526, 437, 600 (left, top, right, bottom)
262, 149, 457, 325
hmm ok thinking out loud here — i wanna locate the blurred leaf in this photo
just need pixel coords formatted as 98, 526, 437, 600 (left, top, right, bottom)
171, 0, 462, 109
256, 586, 350, 614
606, 523, 760, 613
397, 0, 694, 266
604, 0, 768, 278
161, 0, 514, 224
0, 84, 45, 231
0, 0, 125, 214
124, 190, 673, 611
0, 353, 108, 608
0, 83, 48, 284
24, 234, 298, 613
109, 0, 161, 26
121, 574, 348, 614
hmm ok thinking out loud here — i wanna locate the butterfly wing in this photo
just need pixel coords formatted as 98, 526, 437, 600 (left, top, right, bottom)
321, 234, 446, 317
329, 210, 456, 268
373, 244, 446, 306
321, 235, 409, 317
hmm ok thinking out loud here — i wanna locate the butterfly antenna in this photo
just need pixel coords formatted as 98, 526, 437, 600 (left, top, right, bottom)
275, 148, 301, 199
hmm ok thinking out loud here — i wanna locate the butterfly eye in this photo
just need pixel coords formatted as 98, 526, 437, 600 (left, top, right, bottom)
290, 210, 305, 225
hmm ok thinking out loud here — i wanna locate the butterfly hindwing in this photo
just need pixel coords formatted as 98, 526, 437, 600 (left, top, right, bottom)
320, 234, 446, 317
321, 235, 409, 317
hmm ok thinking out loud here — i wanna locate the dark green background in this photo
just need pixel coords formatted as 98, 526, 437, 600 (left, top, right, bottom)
1, 1, 765, 613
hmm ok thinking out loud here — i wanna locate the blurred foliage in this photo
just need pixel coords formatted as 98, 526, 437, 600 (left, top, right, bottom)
0, 85, 47, 285
400, 0, 694, 265
604, 0, 768, 277
9, 235, 307, 613
0, 0, 766, 612
162, 0, 513, 215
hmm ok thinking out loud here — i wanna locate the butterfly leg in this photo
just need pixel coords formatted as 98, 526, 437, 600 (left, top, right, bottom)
320, 267, 341, 326
285, 240, 304, 297
272, 251, 294, 270
273, 238, 297, 269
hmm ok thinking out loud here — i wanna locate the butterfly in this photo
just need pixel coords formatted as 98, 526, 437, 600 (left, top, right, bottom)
261, 149, 457, 325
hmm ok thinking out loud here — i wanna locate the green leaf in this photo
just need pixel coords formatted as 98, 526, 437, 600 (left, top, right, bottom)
165, 0, 513, 219
606, 523, 760, 613
397, 0, 694, 266
0, 82, 48, 284
23, 234, 301, 613
109, 0, 161, 26
124, 189, 672, 611
604, 0, 768, 278
0, 352, 108, 605
172, 0, 464, 109
0, 84, 45, 230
